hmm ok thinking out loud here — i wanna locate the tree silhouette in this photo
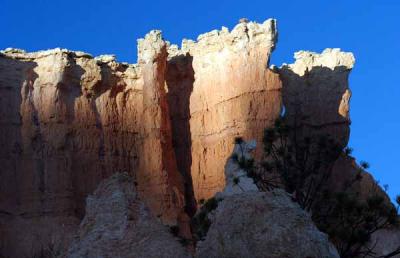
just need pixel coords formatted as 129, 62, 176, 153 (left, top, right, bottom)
255, 117, 400, 258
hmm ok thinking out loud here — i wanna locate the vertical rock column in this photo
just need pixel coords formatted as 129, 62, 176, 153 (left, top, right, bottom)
168, 19, 282, 202
138, 31, 186, 225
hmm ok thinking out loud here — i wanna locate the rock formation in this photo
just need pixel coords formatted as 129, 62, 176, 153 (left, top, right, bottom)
137, 31, 186, 225
193, 138, 339, 258
66, 173, 190, 258
278, 48, 355, 148
217, 139, 259, 197
196, 190, 340, 258
0, 34, 185, 257
0, 18, 398, 258
167, 19, 282, 202
371, 229, 400, 258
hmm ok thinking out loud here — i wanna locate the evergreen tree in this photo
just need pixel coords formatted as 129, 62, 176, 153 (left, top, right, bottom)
256, 118, 400, 258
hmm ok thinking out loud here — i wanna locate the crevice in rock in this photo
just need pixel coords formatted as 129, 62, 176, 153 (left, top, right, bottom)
166, 54, 197, 217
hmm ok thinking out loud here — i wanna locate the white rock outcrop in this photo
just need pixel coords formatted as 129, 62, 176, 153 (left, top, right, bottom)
66, 173, 191, 258
218, 139, 259, 197
196, 190, 340, 258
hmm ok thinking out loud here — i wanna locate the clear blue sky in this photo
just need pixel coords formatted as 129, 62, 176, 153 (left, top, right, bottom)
1, 0, 399, 200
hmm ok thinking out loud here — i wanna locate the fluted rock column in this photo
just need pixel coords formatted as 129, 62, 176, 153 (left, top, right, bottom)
138, 31, 186, 225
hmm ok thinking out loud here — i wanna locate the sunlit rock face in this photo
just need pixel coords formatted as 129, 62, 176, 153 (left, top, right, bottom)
137, 31, 186, 225
167, 19, 282, 202
0, 36, 185, 257
278, 48, 355, 148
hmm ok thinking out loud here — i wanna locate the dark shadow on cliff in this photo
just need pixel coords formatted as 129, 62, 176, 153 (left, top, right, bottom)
68, 58, 132, 219
0, 54, 39, 258
0, 54, 38, 215
278, 65, 352, 147
166, 54, 197, 217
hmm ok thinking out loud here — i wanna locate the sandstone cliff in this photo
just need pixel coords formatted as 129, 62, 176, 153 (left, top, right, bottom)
0, 34, 185, 256
167, 19, 282, 202
1, 18, 396, 258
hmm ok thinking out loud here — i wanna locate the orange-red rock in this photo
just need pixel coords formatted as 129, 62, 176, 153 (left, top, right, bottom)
167, 19, 282, 201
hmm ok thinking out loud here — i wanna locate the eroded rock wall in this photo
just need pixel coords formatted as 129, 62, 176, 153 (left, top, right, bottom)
0, 36, 185, 256
137, 31, 186, 225
167, 19, 282, 201
0, 18, 373, 258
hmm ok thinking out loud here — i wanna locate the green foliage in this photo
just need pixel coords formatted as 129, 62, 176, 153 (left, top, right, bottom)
260, 118, 400, 258
238, 157, 255, 172
344, 147, 353, 155
234, 136, 244, 145
360, 161, 370, 170
315, 190, 399, 257
230, 138, 261, 187
168, 225, 193, 247
262, 117, 341, 211
191, 197, 222, 241
169, 225, 180, 237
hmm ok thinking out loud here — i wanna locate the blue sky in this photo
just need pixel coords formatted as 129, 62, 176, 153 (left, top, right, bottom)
1, 0, 399, 200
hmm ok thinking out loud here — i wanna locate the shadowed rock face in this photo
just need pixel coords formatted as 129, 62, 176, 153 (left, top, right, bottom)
0, 36, 185, 257
330, 154, 400, 257
278, 48, 355, 148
